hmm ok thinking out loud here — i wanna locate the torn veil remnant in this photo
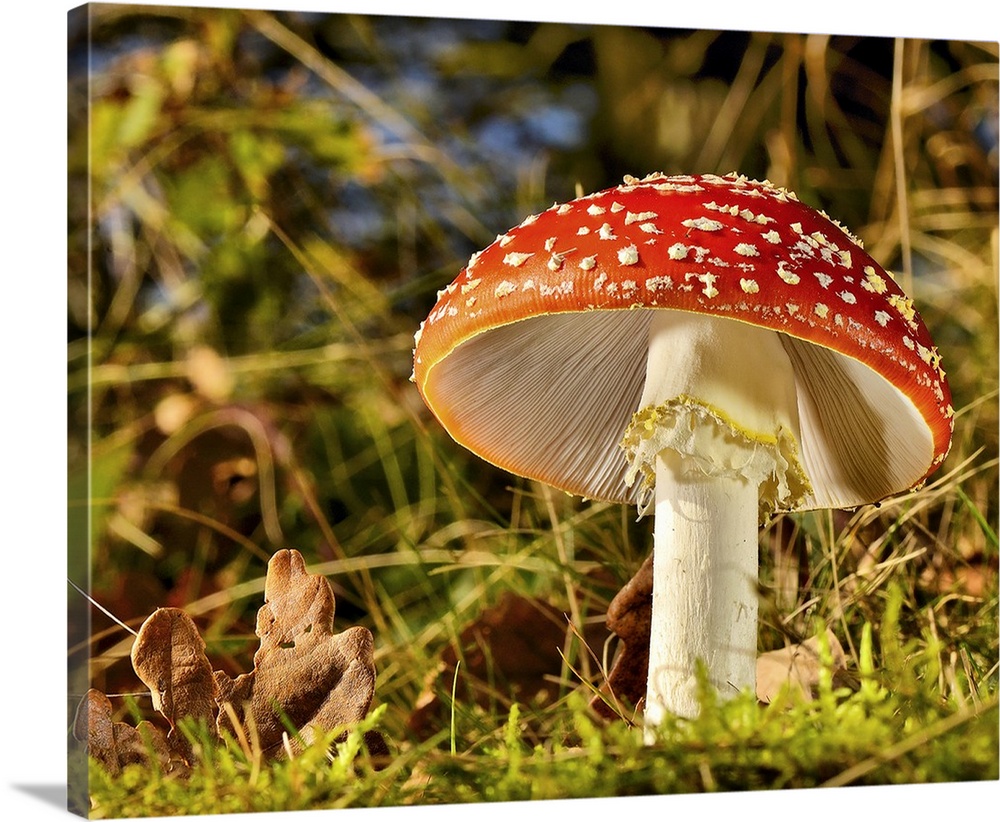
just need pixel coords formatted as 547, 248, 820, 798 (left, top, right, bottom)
412, 172, 953, 729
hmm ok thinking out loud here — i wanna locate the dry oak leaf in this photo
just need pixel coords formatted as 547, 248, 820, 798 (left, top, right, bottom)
756, 629, 848, 703
591, 555, 653, 720
408, 591, 610, 739
73, 688, 171, 776
131, 607, 219, 761
215, 549, 377, 758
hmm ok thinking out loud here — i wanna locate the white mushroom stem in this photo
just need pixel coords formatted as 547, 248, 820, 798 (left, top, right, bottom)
620, 310, 808, 729
644, 450, 758, 728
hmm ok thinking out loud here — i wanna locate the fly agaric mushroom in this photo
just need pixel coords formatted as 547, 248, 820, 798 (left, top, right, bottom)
411, 172, 953, 726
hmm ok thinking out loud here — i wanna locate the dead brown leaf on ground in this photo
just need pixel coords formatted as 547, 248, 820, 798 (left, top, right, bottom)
131, 607, 219, 761
591, 555, 653, 721
78, 548, 383, 772
216, 548, 379, 758
408, 590, 611, 740
73, 688, 171, 776
756, 630, 848, 703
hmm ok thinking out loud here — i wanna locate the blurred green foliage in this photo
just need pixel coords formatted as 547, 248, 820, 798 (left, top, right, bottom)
68, 4, 998, 814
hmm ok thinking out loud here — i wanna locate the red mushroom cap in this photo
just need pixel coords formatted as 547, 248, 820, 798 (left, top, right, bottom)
412, 172, 953, 511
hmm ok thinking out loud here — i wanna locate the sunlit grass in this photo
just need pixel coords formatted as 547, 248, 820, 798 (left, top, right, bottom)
82, 641, 999, 818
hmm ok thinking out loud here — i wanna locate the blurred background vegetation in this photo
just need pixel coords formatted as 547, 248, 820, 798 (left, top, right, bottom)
67, 2, 998, 810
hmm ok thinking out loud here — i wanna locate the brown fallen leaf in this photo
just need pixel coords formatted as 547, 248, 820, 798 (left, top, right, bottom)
131, 607, 219, 761
756, 630, 848, 703
408, 591, 612, 739
591, 555, 653, 720
215, 549, 378, 758
73, 688, 171, 775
